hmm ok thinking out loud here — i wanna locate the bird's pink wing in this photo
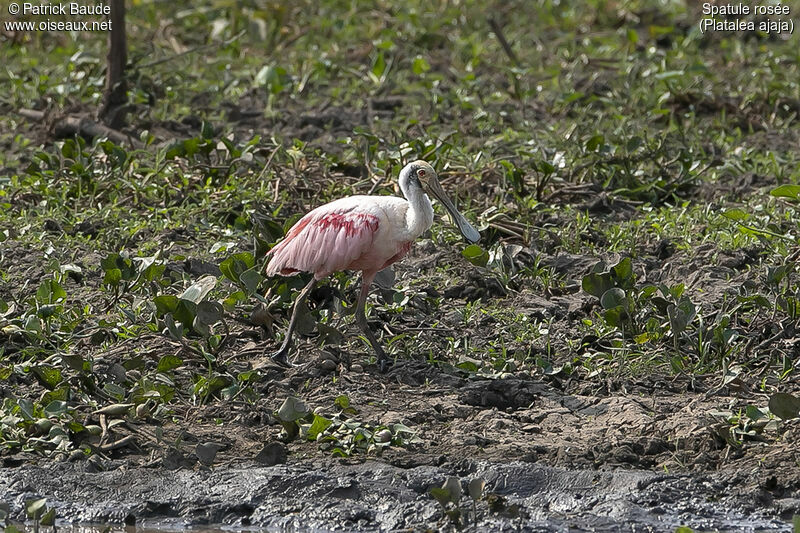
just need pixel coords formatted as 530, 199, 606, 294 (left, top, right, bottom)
266, 207, 380, 279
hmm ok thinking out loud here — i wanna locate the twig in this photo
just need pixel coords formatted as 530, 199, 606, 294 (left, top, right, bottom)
488, 18, 520, 67
17, 108, 143, 148
138, 30, 246, 70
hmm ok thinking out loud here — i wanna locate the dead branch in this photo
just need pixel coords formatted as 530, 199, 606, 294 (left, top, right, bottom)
17, 108, 143, 149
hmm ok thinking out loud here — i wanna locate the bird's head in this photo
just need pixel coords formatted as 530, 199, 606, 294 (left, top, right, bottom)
400, 160, 480, 243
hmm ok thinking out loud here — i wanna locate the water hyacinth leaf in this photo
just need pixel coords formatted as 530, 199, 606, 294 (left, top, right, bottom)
294, 302, 316, 335
40, 507, 56, 526
157, 354, 183, 373
239, 268, 263, 295
61, 354, 84, 372
180, 275, 217, 304
220, 252, 255, 284
44, 400, 68, 417
603, 307, 624, 328
441, 477, 462, 505
103, 268, 122, 286
582, 272, 614, 298
17, 398, 34, 420
255, 65, 287, 94
153, 294, 179, 317
223, 290, 247, 311
193, 317, 210, 337
430, 487, 452, 507
36, 279, 66, 304
611, 257, 634, 286
93, 403, 134, 416
722, 208, 749, 221
277, 396, 311, 422
469, 478, 486, 500
585, 134, 604, 151
600, 288, 626, 310
770, 184, 800, 200
768, 393, 800, 420
372, 52, 386, 79
334, 394, 358, 415
462, 244, 489, 267
195, 442, 224, 465
32, 366, 62, 390
164, 313, 183, 340
307, 414, 333, 440
25, 498, 47, 519
196, 301, 224, 325
174, 299, 197, 326
667, 298, 696, 334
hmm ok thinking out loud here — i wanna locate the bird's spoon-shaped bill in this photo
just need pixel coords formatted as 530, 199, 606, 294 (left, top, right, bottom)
425, 176, 481, 243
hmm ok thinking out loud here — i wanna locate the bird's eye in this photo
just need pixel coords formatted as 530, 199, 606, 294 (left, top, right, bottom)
417, 169, 426, 178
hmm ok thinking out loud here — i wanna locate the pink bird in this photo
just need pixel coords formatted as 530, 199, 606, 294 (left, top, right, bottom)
265, 160, 480, 370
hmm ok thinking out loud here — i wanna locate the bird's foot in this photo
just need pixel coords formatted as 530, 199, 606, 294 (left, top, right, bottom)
269, 349, 294, 368
376, 353, 390, 374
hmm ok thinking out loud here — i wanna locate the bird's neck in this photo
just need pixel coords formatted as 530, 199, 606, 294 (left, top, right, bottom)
404, 186, 434, 239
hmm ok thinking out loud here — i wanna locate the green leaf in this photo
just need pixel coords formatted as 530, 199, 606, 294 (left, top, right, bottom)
600, 288, 626, 310
240, 268, 264, 295
157, 355, 184, 373
462, 244, 489, 267
277, 396, 310, 422
201, 121, 215, 140
611, 257, 634, 286
36, 280, 66, 304
25, 498, 47, 520
103, 268, 122, 286
33, 366, 62, 390
430, 487, 451, 507
653, 70, 684, 80
174, 299, 197, 326
153, 295, 179, 317
164, 313, 183, 341
372, 52, 386, 79
221, 252, 256, 284
585, 134, 604, 151
44, 400, 68, 417
582, 272, 614, 298
40, 507, 56, 526
196, 301, 224, 325
307, 414, 333, 440
412, 56, 430, 74
745, 405, 765, 421
603, 307, 624, 328
770, 184, 800, 200
722, 208, 750, 221
441, 477, 462, 505
667, 297, 696, 334
768, 393, 800, 420
334, 395, 350, 410
180, 275, 217, 304
468, 478, 486, 501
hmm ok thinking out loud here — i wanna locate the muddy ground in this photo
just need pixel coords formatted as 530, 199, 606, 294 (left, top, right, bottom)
3, 237, 800, 530
3, 23, 800, 530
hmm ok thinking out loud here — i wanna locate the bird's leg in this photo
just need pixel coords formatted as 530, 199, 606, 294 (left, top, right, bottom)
270, 277, 317, 367
353, 272, 389, 372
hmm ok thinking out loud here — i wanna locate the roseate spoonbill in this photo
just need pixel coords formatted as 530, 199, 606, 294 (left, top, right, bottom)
265, 160, 480, 370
